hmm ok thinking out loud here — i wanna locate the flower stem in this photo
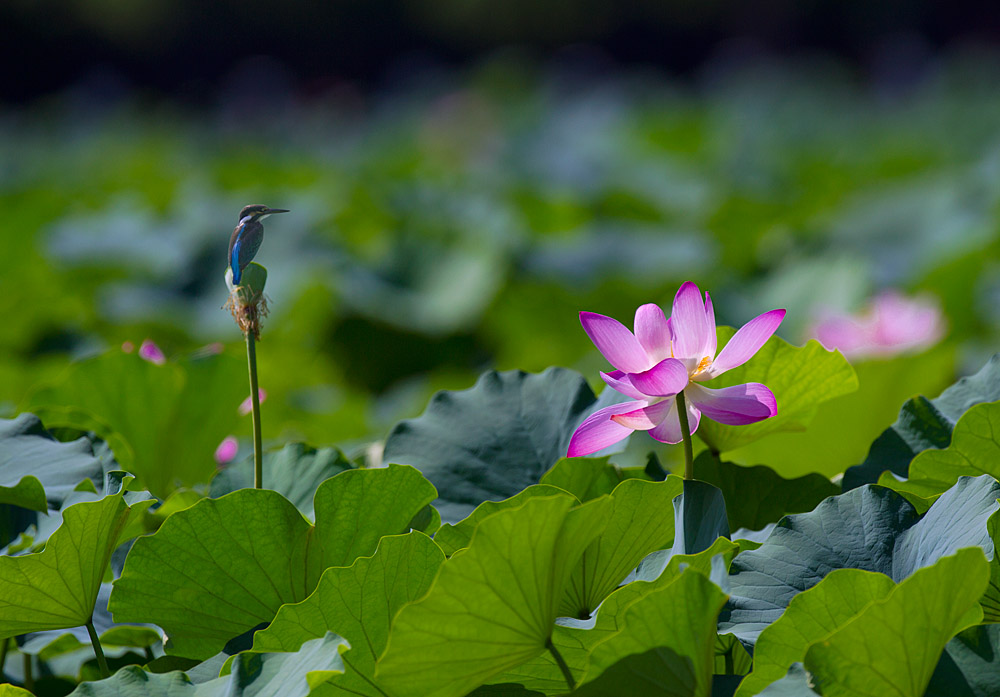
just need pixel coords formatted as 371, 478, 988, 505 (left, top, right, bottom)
85, 618, 110, 679
676, 391, 694, 480
0, 636, 9, 680
22, 651, 33, 692
246, 333, 263, 489
546, 637, 576, 691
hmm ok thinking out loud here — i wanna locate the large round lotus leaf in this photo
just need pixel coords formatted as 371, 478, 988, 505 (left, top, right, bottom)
383, 367, 601, 522
720, 475, 1000, 647
573, 569, 728, 697
0, 490, 152, 640
26, 352, 246, 498
110, 465, 436, 659
375, 493, 610, 697
253, 532, 444, 696
804, 549, 988, 697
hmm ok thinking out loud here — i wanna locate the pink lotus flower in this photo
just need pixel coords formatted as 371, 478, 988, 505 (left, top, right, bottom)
568, 282, 785, 456
809, 291, 944, 359
138, 339, 166, 365
214, 436, 239, 465
238, 388, 267, 415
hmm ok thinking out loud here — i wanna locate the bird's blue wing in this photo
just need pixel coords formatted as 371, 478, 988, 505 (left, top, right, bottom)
230, 237, 243, 285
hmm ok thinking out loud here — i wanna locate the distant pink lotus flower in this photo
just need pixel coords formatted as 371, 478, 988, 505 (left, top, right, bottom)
239, 389, 267, 415
138, 340, 166, 365
810, 291, 944, 359
568, 282, 785, 456
214, 436, 239, 465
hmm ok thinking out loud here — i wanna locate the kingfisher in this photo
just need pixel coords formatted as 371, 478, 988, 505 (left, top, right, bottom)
228, 204, 289, 285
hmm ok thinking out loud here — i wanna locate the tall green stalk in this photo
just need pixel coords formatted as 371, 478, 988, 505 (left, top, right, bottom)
85, 618, 110, 679
246, 334, 263, 489
22, 651, 32, 692
0, 637, 9, 682
676, 390, 694, 480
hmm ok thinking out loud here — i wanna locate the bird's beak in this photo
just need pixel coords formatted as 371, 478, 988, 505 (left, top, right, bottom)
265, 208, 290, 214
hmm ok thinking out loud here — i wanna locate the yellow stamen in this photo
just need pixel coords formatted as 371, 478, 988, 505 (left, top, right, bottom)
692, 355, 712, 377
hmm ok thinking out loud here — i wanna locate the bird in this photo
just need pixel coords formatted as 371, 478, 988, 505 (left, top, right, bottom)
228, 204, 289, 285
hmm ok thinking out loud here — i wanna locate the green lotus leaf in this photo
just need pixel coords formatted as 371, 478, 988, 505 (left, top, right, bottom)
735, 569, 895, 697
721, 347, 955, 479
844, 353, 1000, 489
885, 400, 1000, 498
26, 352, 246, 498
0, 412, 105, 510
110, 465, 436, 659
561, 477, 683, 619
382, 368, 602, 522
803, 548, 988, 697
540, 456, 652, 502
66, 633, 346, 696
0, 490, 153, 640
573, 569, 728, 697
720, 475, 999, 647
696, 330, 857, 454
251, 532, 444, 696
375, 493, 610, 697
210, 443, 357, 518
434, 485, 571, 557
693, 452, 838, 533
492, 535, 738, 694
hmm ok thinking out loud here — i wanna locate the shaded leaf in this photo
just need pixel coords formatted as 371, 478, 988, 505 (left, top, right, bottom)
720, 475, 999, 647
383, 368, 601, 522
693, 453, 838, 533
210, 443, 356, 518
926, 624, 1000, 697
844, 353, 1000, 489
674, 480, 730, 556
0, 413, 104, 508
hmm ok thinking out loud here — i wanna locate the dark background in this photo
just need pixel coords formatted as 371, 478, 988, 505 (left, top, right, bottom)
8, 0, 1000, 104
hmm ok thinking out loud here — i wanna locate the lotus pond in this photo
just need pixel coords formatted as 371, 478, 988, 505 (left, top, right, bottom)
3, 55, 1000, 696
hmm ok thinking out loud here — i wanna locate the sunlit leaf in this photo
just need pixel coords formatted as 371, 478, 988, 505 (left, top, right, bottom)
697, 330, 857, 454
110, 465, 436, 659
26, 352, 246, 498
251, 532, 444, 696
375, 493, 610, 697
0, 488, 153, 639
804, 549, 987, 697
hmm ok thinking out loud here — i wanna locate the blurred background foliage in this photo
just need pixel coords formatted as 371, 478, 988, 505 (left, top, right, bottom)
4, 1, 1000, 479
